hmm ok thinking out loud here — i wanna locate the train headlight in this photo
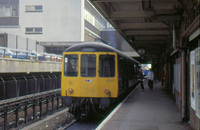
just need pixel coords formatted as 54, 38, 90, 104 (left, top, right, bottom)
104, 89, 110, 94
68, 88, 73, 93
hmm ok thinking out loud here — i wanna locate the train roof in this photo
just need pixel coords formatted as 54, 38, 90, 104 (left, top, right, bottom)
64, 42, 139, 64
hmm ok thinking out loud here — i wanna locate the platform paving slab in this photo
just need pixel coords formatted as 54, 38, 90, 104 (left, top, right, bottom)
98, 81, 193, 130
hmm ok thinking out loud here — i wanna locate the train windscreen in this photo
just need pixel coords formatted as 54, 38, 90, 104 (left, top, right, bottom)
99, 55, 115, 77
64, 54, 78, 77
81, 54, 96, 77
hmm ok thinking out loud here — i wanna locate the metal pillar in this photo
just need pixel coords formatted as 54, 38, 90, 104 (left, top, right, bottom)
23, 76, 28, 95
57, 96, 59, 110
47, 75, 51, 90
3, 33, 7, 47
15, 105, 19, 127
53, 74, 57, 89
16, 35, 18, 58
32, 100, 36, 120
26, 38, 28, 50
3, 49, 5, 58
32, 75, 38, 92
62, 97, 64, 107
24, 102, 28, 124
4, 108, 7, 130
0, 77, 6, 99
52, 96, 54, 113
46, 99, 49, 115
39, 101, 42, 118
12, 76, 19, 97
41, 75, 45, 91
26, 38, 28, 59
36, 41, 38, 60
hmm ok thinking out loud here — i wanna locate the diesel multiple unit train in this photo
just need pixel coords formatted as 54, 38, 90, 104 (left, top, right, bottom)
61, 42, 139, 116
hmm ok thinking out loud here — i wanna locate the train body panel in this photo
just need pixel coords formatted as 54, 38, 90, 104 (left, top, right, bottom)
61, 42, 139, 116
61, 51, 118, 98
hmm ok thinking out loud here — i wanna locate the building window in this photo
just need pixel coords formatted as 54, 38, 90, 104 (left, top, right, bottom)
25, 5, 43, 12
5, 6, 12, 16
25, 27, 43, 34
35, 27, 42, 32
0, 6, 17, 17
0, 6, 3, 16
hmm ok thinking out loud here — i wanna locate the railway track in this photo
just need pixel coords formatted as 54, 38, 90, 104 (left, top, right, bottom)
0, 89, 64, 130
59, 114, 104, 130
58, 119, 77, 130
62, 84, 139, 130
0, 80, 138, 130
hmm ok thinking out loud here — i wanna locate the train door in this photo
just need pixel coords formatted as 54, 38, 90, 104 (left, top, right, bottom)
61, 53, 79, 97
79, 53, 97, 97
97, 53, 118, 97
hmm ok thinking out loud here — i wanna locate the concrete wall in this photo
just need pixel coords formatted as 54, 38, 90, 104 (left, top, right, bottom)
0, 27, 20, 36
0, 58, 62, 73
0, 0, 85, 42
0, 0, 19, 26
19, 0, 84, 42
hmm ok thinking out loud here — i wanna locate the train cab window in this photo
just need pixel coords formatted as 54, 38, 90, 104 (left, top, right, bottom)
81, 54, 96, 77
99, 55, 115, 77
64, 54, 78, 77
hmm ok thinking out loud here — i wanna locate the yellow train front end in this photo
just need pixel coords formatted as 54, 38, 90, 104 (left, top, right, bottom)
61, 43, 139, 117
61, 51, 118, 99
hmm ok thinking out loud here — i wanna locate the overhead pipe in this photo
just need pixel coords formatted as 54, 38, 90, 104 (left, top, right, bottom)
172, 25, 186, 121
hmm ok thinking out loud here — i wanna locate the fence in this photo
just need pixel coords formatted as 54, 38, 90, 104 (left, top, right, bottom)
0, 46, 62, 62
7, 33, 44, 53
0, 73, 61, 100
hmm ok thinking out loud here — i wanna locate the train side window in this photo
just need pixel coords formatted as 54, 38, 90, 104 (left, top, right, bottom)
99, 55, 115, 77
81, 54, 96, 77
64, 54, 78, 77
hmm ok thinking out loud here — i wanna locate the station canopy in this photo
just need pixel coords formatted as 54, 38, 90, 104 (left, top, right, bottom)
89, 0, 184, 63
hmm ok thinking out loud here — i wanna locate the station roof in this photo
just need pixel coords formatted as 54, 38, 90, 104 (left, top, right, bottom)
88, 0, 187, 63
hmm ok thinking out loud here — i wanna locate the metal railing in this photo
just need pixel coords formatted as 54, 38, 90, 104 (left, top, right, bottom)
0, 72, 63, 130
0, 89, 63, 130
0, 74, 61, 100
0, 47, 62, 62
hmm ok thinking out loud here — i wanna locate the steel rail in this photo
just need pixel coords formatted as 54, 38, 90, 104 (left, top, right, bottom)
0, 89, 61, 108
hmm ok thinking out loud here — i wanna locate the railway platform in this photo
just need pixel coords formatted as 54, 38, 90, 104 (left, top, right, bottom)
96, 81, 193, 130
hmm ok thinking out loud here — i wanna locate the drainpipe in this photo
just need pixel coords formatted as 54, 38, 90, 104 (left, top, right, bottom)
173, 25, 186, 121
